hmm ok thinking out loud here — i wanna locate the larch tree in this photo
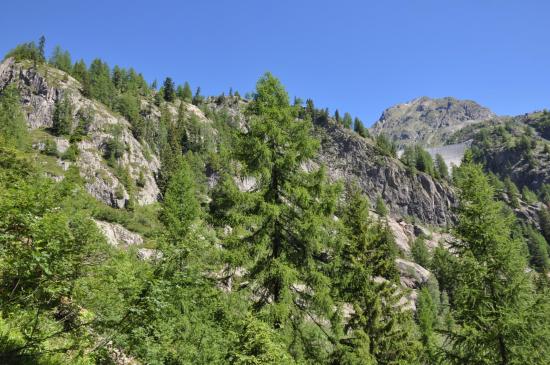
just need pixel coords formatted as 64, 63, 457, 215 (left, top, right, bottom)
217, 72, 341, 358
332, 188, 421, 365
445, 162, 550, 365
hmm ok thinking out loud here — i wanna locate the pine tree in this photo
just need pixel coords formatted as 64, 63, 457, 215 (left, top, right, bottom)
334, 109, 340, 123
163, 77, 176, 102
446, 162, 550, 364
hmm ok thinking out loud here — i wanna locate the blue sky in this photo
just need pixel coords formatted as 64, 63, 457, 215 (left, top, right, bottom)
1, 0, 549, 125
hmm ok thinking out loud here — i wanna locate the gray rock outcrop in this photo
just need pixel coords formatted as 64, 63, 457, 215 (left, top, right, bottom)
316, 121, 456, 225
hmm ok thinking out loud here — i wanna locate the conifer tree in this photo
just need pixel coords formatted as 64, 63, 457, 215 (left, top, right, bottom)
217, 73, 340, 353
446, 162, 550, 364
504, 177, 520, 208
0, 84, 28, 149
343, 112, 353, 129
435, 153, 449, 180
375, 195, 389, 217
182, 81, 193, 102
52, 94, 73, 136
332, 188, 420, 364
354, 117, 369, 138
163, 77, 175, 102
160, 158, 201, 242
192, 86, 203, 105
49, 45, 72, 73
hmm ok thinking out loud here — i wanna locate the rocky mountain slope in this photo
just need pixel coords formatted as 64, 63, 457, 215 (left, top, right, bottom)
371, 96, 495, 148
0, 57, 456, 227
316, 120, 455, 225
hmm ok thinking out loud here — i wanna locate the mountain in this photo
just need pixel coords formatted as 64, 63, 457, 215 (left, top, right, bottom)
371, 96, 496, 148
2, 45, 550, 364
0, 57, 455, 226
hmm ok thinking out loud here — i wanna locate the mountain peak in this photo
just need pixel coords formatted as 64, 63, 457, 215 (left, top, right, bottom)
371, 96, 495, 147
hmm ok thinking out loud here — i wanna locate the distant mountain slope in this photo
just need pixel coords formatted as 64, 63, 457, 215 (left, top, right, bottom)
371, 96, 495, 147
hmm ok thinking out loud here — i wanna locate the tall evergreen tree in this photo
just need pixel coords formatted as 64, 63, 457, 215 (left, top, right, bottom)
446, 162, 550, 364
216, 73, 340, 358
160, 158, 201, 241
49, 45, 72, 73
182, 81, 193, 102
343, 112, 353, 129
163, 77, 176, 102
354, 117, 369, 138
332, 188, 420, 364
52, 94, 73, 136
435, 153, 449, 180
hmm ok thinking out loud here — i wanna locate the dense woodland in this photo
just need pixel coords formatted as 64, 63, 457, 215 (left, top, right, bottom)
1, 39, 550, 364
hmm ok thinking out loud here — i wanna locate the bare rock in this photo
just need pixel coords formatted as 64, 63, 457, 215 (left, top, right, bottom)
396, 258, 431, 289
94, 220, 143, 248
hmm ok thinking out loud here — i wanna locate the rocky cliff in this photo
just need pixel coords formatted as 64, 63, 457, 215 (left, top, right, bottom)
316, 120, 456, 225
371, 96, 495, 148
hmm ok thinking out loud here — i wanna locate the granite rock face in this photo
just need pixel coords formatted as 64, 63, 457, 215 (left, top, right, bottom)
316, 121, 456, 225
0, 58, 160, 208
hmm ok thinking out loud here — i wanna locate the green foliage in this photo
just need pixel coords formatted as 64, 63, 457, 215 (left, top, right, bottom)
353, 117, 369, 138
522, 185, 538, 204
160, 159, 201, 241
61, 142, 79, 162
88, 58, 116, 107
214, 72, 341, 361
332, 188, 420, 364
228, 317, 295, 364
401, 145, 436, 177
0, 145, 127, 363
435, 153, 449, 180
49, 45, 72, 73
504, 177, 521, 208
523, 224, 550, 273
42, 138, 58, 156
375, 195, 388, 217
193, 86, 204, 105
0, 84, 28, 149
103, 125, 125, 163
180, 81, 193, 102
342, 112, 353, 129
52, 94, 73, 136
411, 236, 431, 268
446, 162, 550, 364
4, 37, 45, 64
375, 134, 397, 157
539, 207, 550, 244
416, 287, 438, 363
162, 77, 175, 102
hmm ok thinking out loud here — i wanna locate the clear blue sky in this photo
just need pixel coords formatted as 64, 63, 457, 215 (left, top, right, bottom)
2, 0, 549, 125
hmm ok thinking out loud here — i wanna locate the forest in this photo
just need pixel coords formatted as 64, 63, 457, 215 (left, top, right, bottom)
1, 39, 550, 365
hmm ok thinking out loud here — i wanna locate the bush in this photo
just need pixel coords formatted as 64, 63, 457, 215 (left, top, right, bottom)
61, 143, 79, 162
43, 139, 58, 156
